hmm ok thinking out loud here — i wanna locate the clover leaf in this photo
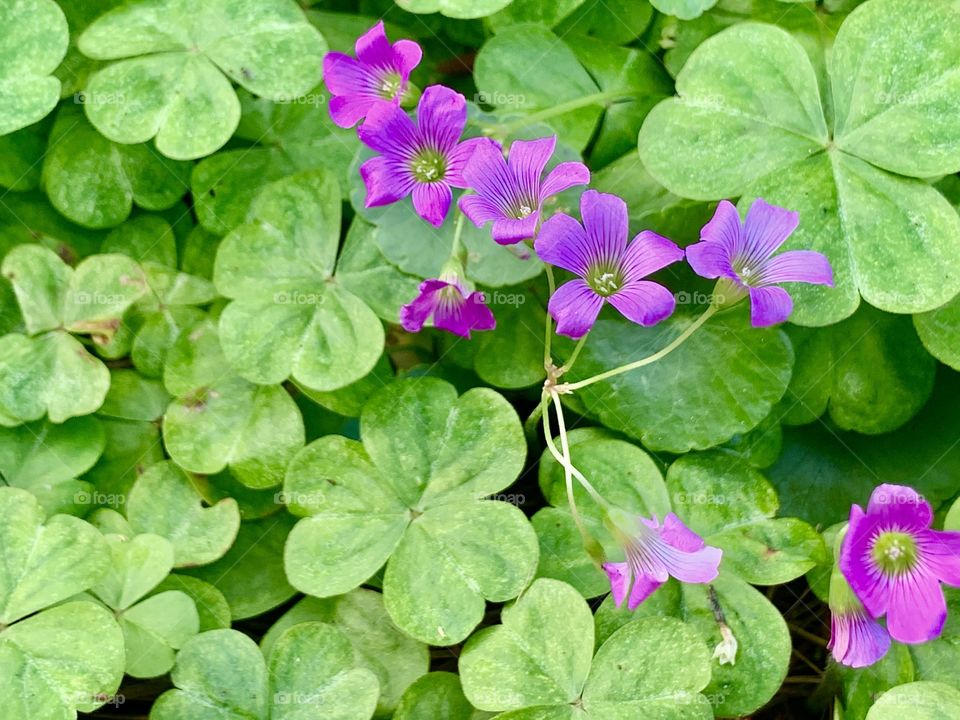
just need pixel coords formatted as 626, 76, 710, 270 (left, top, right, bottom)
127, 460, 241, 567
161, 320, 305, 488
0, 0, 69, 135
0, 488, 125, 718
395, 0, 514, 19
42, 105, 191, 229
666, 452, 825, 585
184, 514, 297, 621
87, 532, 200, 678
283, 377, 537, 645
0, 245, 147, 424
0, 415, 104, 514
460, 578, 714, 718
78, 0, 327, 160
640, 3, 960, 324
214, 170, 384, 392
260, 589, 429, 718
394, 672, 482, 720
778, 307, 935, 433
915, 295, 960, 372
596, 573, 791, 717
567, 305, 793, 452
152, 624, 379, 720
865, 682, 960, 720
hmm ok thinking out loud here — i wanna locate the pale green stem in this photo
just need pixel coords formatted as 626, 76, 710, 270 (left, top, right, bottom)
450, 211, 467, 265
544, 265, 556, 368
551, 392, 608, 510
560, 305, 718, 392
559, 333, 589, 375
487, 89, 637, 137
542, 393, 591, 547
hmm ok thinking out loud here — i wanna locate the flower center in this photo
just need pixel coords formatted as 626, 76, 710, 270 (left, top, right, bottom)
378, 71, 403, 100
733, 258, 762, 286
411, 149, 447, 183
508, 197, 537, 220
587, 264, 625, 297
871, 531, 919, 575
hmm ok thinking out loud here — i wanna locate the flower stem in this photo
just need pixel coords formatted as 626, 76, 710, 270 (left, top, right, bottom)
550, 392, 607, 509
450, 211, 467, 265
543, 265, 556, 369
485, 89, 637, 137
559, 333, 588, 375
559, 304, 717, 392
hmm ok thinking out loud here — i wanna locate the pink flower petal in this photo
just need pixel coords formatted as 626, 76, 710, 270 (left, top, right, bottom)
535, 213, 591, 276
540, 161, 590, 199
360, 156, 414, 208
491, 214, 539, 245
761, 250, 834, 287
580, 190, 629, 263
886, 570, 947, 644
411, 182, 452, 227
602, 562, 631, 608
547, 279, 604, 339
627, 574, 664, 611
606, 280, 676, 327
416, 85, 466, 152
866, 484, 933, 529
742, 197, 799, 264
747, 285, 793, 326
620, 230, 684, 282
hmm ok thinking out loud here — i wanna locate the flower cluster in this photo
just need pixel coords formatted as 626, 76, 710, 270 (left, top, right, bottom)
828, 484, 960, 668
324, 23, 833, 340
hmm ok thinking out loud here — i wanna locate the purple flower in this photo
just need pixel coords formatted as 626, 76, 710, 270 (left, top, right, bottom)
534, 190, 684, 339
358, 85, 482, 227
840, 484, 960, 644
602, 511, 722, 611
685, 198, 833, 327
400, 274, 495, 339
458, 136, 590, 245
827, 556, 890, 668
322, 21, 422, 128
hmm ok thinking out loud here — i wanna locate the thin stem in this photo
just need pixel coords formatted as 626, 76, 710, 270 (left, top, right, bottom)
543, 265, 556, 368
559, 334, 588, 375
486, 89, 637, 137
542, 393, 590, 546
561, 305, 717, 392
551, 392, 606, 509
450, 211, 467, 264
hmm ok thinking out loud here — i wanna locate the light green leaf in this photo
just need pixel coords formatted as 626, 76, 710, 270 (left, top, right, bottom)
568, 307, 793, 452
42, 105, 190, 229
865, 682, 960, 720
215, 171, 384, 391
395, 0, 514, 19
0, 332, 111, 425
474, 25, 602, 150
127, 461, 241, 567
461, 579, 713, 718
152, 624, 379, 720
0, 487, 108, 624
394, 672, 484, 720
184, 514, 297, 620
92, 532, 174, 610
0, 0, 68, 135
0, 601, 125, 718
284, 378, 533, 644
666, 452, 825, 585
0, 415, 104, 514
649, 0, 717, 20
79, 0, 327, 160
596, 573, 790, 717
383, 500, 539, 645
460, 578, 594, 711
260, 589, 429, 717
153, 574, 232, 632
122, 590, 199, 678
830, 0, 960, 177
161, 320, 305, 488
915, 295, 960, 371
